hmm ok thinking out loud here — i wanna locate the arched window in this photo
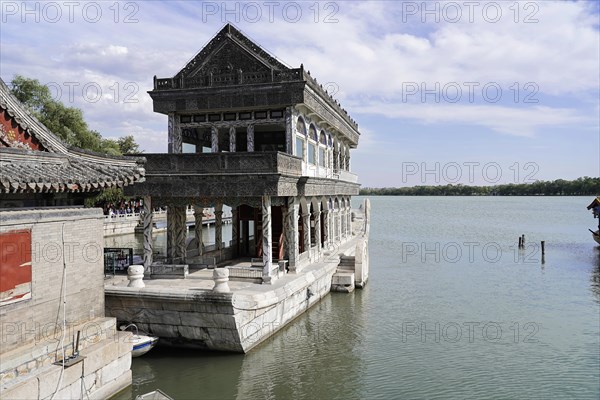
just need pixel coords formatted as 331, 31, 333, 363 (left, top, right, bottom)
296, 118, 307, 136
295, 118, 306, 159
318, 131, 327, 168
319, 131, 327, 145
307, 125, 317, 165
309, 125, 318, 141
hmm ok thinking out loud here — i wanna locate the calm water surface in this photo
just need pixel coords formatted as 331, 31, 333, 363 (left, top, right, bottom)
112, 196, 600, 400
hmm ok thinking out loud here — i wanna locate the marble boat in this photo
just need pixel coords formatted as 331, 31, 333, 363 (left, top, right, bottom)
104, 24, 370, 353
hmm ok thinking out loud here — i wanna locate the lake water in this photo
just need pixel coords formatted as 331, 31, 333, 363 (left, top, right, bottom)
111, 196, 600, 400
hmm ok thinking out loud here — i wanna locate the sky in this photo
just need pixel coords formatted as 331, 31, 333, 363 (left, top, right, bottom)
1, 0, 599, 187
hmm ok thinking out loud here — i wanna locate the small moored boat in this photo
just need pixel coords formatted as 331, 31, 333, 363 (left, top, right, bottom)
120, 324, 159, 357
135, 389, 173, 400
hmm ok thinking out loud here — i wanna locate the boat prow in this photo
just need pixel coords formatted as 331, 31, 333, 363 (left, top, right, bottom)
120, 323, 159, 357
135, 388, 173, 400
593, 231, 600, 245
131, 334, 159, 357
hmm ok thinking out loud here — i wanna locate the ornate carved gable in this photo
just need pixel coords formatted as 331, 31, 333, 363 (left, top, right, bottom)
0, 79, 65, 153
175, 23, 289, 80
0, 109, 45, 151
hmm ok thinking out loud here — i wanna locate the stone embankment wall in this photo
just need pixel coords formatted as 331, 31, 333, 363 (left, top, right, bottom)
0, 208, 132, 399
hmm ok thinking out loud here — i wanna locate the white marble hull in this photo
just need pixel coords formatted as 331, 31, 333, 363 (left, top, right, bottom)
105, 261, 338, 353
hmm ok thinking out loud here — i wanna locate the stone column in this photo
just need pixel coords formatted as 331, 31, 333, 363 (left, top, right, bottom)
262, 195, 272, 279
229, 126, 236, 152
322, 209, 330, 249
247, 125, 254, 152
240, 219, 246, 254
285, 108, 293, 154
336, 210, 342, 243
347, 205, 352, 237
175, 205, 187, 262
343, 209, 348, 239
167, 205, 187, 263
231, 207, 238, 254
342, 208, 347, 238
211, 126, 219, 153
166, 206, 174, 261
334, 149, 339, 172
313, 207, 321, 257
168, 113, 182, 153
286, 197, 299, 269
215, 202, 223, 250
193, 205, 204, 256
302, 212, 311, 258
142, 196, 153, 269
302, 138, 307, 163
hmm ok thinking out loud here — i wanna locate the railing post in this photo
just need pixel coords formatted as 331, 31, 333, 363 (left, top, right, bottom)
211, 126, 219, 153
247, 125, 254, 152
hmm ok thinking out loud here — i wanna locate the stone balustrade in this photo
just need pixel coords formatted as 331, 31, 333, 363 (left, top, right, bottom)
144, 151, 302, 177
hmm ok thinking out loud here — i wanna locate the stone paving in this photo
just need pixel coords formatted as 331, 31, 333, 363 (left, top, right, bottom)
105, 236, 358, 295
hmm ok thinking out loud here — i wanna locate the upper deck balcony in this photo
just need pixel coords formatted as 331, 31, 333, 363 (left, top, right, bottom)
145, 151, 302, 178
128, 152, 359, 198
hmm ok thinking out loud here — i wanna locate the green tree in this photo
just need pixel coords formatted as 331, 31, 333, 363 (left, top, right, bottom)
9, 75, 140, 155
117, 135, 140, 154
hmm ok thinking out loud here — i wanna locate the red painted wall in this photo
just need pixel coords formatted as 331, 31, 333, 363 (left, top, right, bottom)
0, 230, 32, 305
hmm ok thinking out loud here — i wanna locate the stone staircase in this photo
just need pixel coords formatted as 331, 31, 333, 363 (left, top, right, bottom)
330, 198, 371, 293
331, 255, 356, 293
337, 255, 356, 271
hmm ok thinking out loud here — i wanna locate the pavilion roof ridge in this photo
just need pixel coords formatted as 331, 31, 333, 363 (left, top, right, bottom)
174, 23, 290, 80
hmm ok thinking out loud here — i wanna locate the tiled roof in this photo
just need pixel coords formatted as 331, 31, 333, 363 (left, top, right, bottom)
0, 148, 144, 193
0, 78, 145, 194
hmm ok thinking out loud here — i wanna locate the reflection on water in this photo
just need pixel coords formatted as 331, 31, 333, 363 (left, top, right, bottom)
110, 197, 600, 400
112, 292, 368, 400
591, 247, 600, 303
234, 291, 368, 400
113, 349, 244, 400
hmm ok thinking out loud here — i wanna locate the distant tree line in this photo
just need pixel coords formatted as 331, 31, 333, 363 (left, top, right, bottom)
360, 177, 600, 196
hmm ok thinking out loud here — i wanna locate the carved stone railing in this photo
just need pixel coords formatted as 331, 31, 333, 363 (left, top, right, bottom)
338, 170, 359, 184
144, 152, 302, 177
227, 266, 262, 280
154, 68, 304, 90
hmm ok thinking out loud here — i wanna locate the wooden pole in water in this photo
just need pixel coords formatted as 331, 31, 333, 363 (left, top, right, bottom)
518, 236, 522, 248
521, 234, 525, 247
541, 241, 545, 255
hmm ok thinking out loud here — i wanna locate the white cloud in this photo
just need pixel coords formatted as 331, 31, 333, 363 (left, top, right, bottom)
352, 102, 588, 137
0, 0, 597, 165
